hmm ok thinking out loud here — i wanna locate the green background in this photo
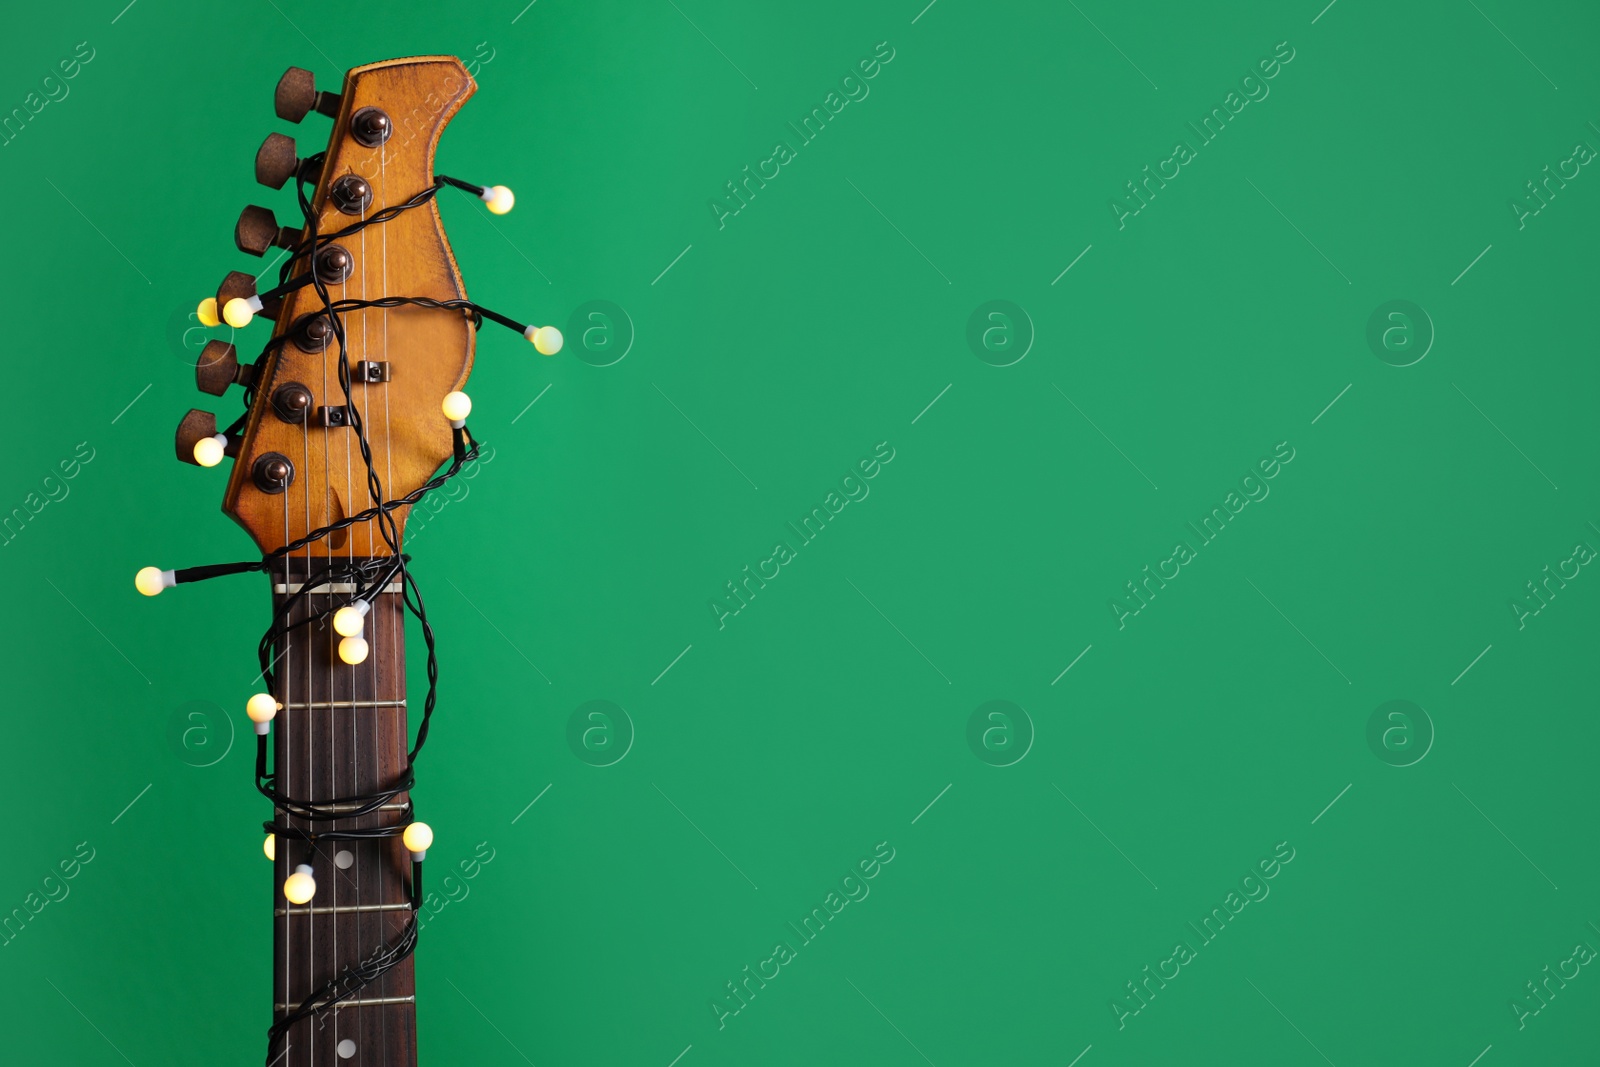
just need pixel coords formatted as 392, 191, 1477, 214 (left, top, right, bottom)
2, 0, 1597, 1063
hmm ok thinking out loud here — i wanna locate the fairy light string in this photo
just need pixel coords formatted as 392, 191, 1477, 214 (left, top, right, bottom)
146, 149, 553, 1065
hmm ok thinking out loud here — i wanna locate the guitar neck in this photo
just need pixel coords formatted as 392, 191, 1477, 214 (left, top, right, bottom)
271, 556, 418, 1067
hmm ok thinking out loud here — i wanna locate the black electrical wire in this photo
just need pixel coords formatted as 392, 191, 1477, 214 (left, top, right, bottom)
174, 152, 520, 1065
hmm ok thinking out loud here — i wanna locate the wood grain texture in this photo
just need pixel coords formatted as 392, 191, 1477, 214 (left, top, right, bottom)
224, 56, 478, 559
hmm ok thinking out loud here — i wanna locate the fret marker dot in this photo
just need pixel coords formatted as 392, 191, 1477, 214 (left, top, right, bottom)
335, 850, 353, 869
337, 1038, 356, 1059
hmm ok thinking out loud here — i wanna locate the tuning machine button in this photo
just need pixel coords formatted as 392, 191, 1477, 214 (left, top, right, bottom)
275, 67, 342, 123
215, 271, 281, 329
235, 206, 300, 257
255, 133, 305, 190
195, 340, 259, 396
176, 409, 237, 467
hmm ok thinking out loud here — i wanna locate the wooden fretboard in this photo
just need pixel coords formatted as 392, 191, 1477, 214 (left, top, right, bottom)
270, 556, 417, 1067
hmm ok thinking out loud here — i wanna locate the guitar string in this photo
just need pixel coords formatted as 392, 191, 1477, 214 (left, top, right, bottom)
259, 159, 483, 1065
172, 153, 535, 1066
348, 171, 365, 1062
376, 142, 393, 1067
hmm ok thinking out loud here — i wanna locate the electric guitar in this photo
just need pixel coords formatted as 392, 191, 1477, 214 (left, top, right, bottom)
137, 55, 561, 1067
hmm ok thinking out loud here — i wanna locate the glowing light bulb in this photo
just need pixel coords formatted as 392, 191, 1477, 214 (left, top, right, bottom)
525, 325, 563, 356
193, 433, 227, 467
246, 693, 280, 734
135, 566, 175, 597
197, 297, 220, 328
283, 864, 316, 904
441, 391, 472, 425
222, 296, 260, 329
264, 834, 276, 861
481, 185, 515, 215
333, 600, 369, 638
338, 635, 369, 665
402, 821, 433, 860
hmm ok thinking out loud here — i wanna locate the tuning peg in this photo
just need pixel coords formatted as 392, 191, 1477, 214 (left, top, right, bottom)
235, 205, 300, 257
215, 271, 281, 330
196, 340, 259, 396
255, 133, 303, 190
275, 67, 342, 123
176, 409, 236, 467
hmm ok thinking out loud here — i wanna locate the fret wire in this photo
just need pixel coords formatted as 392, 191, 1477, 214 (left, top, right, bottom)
273, 570, 415, 1063
277, 902, 411, 916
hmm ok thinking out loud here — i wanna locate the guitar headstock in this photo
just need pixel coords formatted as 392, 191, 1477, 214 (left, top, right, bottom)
171, 56, 560, 559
